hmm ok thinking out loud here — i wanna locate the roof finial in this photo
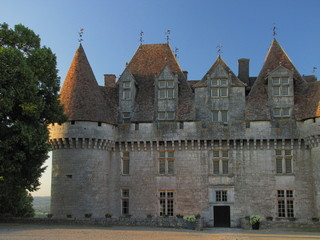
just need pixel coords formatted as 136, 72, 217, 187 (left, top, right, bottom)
139, 30, 144, 45
273, 24, 277, 38
78, 28, 84, 43
165, 30, 171, 44
174, 47, 179, 58
217, 43, 223, 55
312, 66, 317, 74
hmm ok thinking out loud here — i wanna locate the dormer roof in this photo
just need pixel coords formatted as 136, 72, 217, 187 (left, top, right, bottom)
60, 44, 116, 123
194, 55, 246, 88
245, 39, 308, 121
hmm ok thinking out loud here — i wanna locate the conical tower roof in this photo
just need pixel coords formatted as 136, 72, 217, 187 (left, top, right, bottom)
60, 44, 115, 123
246, 39, 308, 121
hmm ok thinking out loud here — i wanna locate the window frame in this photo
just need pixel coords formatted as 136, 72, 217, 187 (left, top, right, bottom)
275, 149, 293, 174
212, 150, 229, 175
210, 78, 229, 98
158, 151, 175, 175
121, 189, 130, 215
121, 152, 130, 175
277, 189, 294, 218
159, 190, 174, 216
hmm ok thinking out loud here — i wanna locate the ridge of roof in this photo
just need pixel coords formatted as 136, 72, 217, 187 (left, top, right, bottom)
60, 44, 116, 123
194, 55, 246, 88
245, 39, 308, 121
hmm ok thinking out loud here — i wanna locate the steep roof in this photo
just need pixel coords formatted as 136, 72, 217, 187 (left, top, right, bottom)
194, 55, 246, 88
245, 39, 308, 121
60, 44, 117, 123
126, 43, 194, 122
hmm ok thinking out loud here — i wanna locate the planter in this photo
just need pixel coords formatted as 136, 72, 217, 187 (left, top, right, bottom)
186, 221, 196, 230
252, 222, 260, 230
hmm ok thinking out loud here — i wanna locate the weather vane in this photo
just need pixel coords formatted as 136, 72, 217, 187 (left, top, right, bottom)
313, 67, 317, 74
78, 28, 84, 43
174, 47, 179, 58
139, 30, 144, 45
273, 24, 277, 38
165, 30, 171, 43
217, 43, 223, 55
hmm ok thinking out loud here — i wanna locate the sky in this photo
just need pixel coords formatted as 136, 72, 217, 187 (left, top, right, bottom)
2, 0, 320, 196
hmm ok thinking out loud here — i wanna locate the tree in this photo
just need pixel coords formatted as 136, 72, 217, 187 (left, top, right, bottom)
0, 23, 67, 217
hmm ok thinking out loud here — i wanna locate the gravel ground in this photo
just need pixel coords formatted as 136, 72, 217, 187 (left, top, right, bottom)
0, 223, 320, 240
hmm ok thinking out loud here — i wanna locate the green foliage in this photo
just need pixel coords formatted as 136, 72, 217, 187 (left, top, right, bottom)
184, 215, 196, 222
249, 215, 262, 224
0, 22, 67, 217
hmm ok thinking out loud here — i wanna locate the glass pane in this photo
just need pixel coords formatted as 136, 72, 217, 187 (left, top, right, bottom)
220, 88, 228, 97
272, 77, 280, 85
123, 82, 131, 88
281, 78, 289, 85
275, 150, 282, 156
160, 191, 166, 198
159, 160, 165, 174
167, 199, 174, 216
213, 151, 219, 158
287, 200, 294, 217
212, 111, 219, 121
286, 190, 293, 198
211, 79, 218, 86
285, 150, 292, 156
123, 152, 129, 158
213, 160, 220, 174
167, 112, 175, 120
220, 79, 228, 86
274, 109, 281, 117
159, 199, 165, 216
123, 112, 130, 118
123, 90, 131, 100
122, 189, 129, 198
211, 88, 219, 97
122, 199, 129, 214
167, 80, 174, 88
222, 160, 228, 174
273, 87, 280, 96
222, 151, 228, 158
281, 86, 289, 96
278, 200, 285, 217
277, 190, 285, 198
221, 111, 228, 122
167, 191, 174, 198
159, 81, 166, 88
167, 152, 174, 158
276, 159, 283, 173
159, 152, 165, 158
122, 159, 129, 174
159, 89, 166, 99
167, 89, 174, 99
282, 108, 290, 116
216, 191, 221, 201
222, 191, 227, 201
158, 112, 166, 120
168, 160, 174, 174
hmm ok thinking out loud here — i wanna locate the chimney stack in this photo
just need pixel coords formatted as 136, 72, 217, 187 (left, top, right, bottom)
238, 58, 250, 85
183, 71, 188, 80
104, 74, 116, 87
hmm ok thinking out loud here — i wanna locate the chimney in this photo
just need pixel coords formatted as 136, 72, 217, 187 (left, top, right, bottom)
104, 74, 116, 87
183, 71, 188, 80
238, 58, 250, 85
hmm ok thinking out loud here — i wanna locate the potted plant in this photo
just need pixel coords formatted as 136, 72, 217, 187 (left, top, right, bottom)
184, 215, 196, 230
250, 215, 261, 230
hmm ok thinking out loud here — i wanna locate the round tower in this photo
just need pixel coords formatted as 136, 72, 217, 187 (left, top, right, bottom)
49, 44, 117, 219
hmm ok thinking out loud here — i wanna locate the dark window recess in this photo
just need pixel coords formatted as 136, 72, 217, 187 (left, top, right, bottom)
71, 120, 75, 125
180, 122, 184, 129
66, 175, 72, 179
135, 123, 139, 130
98, 122, 102, 126
246, 122, 250, 128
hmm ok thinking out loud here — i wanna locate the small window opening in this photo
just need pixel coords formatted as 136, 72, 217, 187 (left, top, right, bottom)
66, 175, 72, 179
179, 122, 184, 129
135, 123, 139, 130
71, 121, 75, 125
98, 122, 102, 126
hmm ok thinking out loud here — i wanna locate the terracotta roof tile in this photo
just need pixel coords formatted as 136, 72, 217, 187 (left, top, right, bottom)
60, 44, 116, 123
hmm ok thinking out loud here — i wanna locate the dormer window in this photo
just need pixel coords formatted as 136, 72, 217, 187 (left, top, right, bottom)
158, 80, 175, 99
158, 111, 175, 120
122, 90, 131, 100
210, 79, 228, 97
272, 77, 289, 96
123, 81, 131, 88
273, 108, 290, 118
123, 112, 131, 119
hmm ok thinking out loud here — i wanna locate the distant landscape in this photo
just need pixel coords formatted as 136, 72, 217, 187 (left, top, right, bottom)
32, 196, 50, 218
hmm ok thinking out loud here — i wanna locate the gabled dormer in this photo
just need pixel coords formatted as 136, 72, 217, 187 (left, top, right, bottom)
156, 65, 178, 121
117, 67, 137, 122
267, 66, 294, 119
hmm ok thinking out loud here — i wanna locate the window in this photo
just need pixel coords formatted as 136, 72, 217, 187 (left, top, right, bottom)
272, 77, 289, 96
121, 189, 129, 215
123, 90, 131, 100
212, 150, 229, 174
210, 79, 228, 97
216, 190, 227, 202
121, 152, 130, 175
277, 190, 294, 218
123, 81, 131, 88
159, 151, 174, 175
212, 110, 228, 123
273, 108, 291, 118
122, 112, 131, 119
158, 112, 175, 120
159, 190, 174, 216
275, 149, 293, 174
158, 80, 175, 99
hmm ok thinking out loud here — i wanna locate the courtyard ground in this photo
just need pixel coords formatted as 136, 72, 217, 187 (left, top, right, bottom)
0, 223, 320, 240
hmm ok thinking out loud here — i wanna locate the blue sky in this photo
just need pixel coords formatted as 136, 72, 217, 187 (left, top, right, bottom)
2, 0, 320, 196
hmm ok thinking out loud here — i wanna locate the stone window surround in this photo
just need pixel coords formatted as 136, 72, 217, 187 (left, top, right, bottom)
159, 190, 174, 216
275, 149, 293, 174
121, 152, 130, 175
215, 190, 228, 202
210, 78, 229, 98
158, 151, 174, 175
212, 150, 229, 175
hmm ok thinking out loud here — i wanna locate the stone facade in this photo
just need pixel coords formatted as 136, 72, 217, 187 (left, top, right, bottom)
49, 39, 320, 228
